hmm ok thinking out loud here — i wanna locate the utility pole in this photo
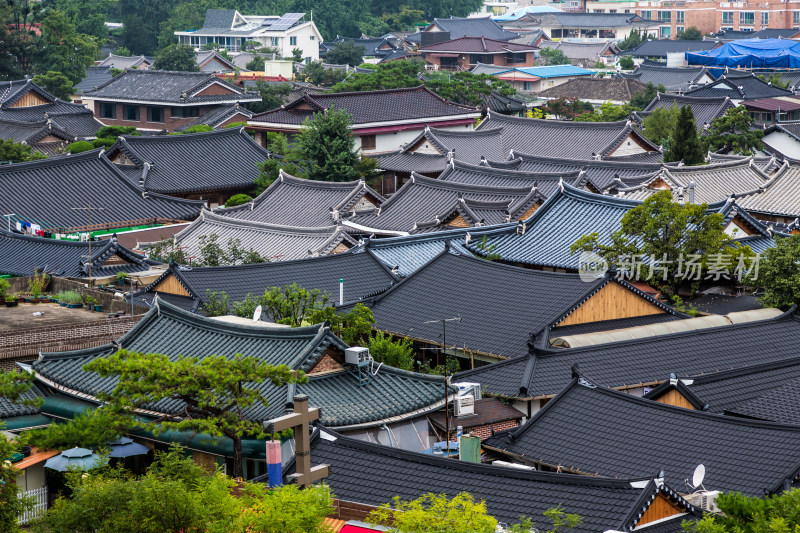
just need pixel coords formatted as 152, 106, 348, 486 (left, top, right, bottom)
2, 214, 16, 232
424, 316, 461, 455
71, 204, 105, 286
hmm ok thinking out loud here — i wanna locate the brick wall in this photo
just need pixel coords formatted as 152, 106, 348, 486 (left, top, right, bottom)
92, 101, 225, 133
447, 418, 520, 441
308, 347, 345, 374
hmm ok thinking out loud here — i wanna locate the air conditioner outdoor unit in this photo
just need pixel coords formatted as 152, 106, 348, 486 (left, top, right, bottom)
688, 491, 721, 513
345, 346, 370, 365
453, 395, 475, 417
453, 382, 482, 401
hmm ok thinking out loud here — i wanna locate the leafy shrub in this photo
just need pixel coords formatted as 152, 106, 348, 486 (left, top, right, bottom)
67, 141, 95, 154
225, 194, 252, 207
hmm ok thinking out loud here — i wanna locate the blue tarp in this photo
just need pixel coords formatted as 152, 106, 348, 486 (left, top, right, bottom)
686, 39, 800, 69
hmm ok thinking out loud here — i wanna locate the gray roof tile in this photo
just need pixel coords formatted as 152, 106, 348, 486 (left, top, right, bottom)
438, 159, 583, 197
428, 16, 518, 41
617, 65, 712, 93
620, 39, 720, 58
638, 93, 735, 130
685, 71, 793, 101
735, 164, 800, 218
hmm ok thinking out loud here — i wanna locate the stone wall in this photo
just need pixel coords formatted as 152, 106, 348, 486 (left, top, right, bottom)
6, 276, 149, 315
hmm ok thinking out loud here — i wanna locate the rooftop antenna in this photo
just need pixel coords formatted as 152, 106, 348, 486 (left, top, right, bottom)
253, 304, 263, 322
424, 316, 462, 454
71, 203, 105, 286
686, 463, 706, 493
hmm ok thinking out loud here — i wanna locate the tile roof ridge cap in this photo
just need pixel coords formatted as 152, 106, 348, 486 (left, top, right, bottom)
513, 151, 662, 169
0, 147, 102, 170
199, 209, 342, 233
451, 158, 572, 179
688, 355, 800, 384
413, 171, 538, 194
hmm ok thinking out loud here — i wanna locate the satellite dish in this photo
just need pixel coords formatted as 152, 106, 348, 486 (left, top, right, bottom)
692, 464, 706, 489
252, 305, 263, 322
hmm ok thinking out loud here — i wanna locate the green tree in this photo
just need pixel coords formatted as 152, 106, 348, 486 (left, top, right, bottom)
67, 140, 95, 154
260, 283, 330, 326
113, 46, 132, 57
425, 71, 516, 106
683, 489, 800, 533
704, 106, 764, 155
665, 105, 704, 165
202, 290, 230, 316
629, 82, 665, 110
758, 72, 790, 89
369, 331, 415, 370
291, 48, 303, 62
326, 41, 366, 67
538, 47, 570, 66
541, 97, 593, 120
618, 30, 644, 51
46, 0, 113, 40
755, 234, 800, 310
331, 60, 423, 91
575, 101, 634, 122
677, 26, 703, 40
245, 54, 267, 71
642, 104, 681, 148
35, 10, 99, 85
619, 55, 635, 69
0, 369, 41, 407
307, 303, 376, 345
153, 43, 199, 72
83, 349, 305, 479
32, 71, 73, 100
0, 138, 47, 162
95, 125, 140, 139
0, 427, 32, 532
249, 80, 292, 114
300, 106, 361, 182
23, 408, 134, 450
570, 190, 733, 295
225, 194, 252, 207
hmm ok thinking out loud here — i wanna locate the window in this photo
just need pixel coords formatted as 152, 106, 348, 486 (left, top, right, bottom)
722, 12, 734, 24
523, 81, 533, 91
170, 107, 200, 118
677, 26, 685, 34
677, 11, 684, 23
123, 104, 140, 121
660, 26, 672, 38
360, 135, 376, 151
740, 12, 754, 25
641, 10, 651, 19
761, 12, 769, 25
289, 36, 297, 46
470, 54, 494, 64
147, 106, 164, 123
271, 37, 279, 46
658, 11, 671, 22
99, 102, 115, 119
795, 11, 800, 25
505, 52, 527, 64
310, 35, 315, 40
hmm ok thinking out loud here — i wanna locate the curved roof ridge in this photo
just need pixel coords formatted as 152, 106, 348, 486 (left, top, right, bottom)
429, 126, 504, 137
121, 127, 243, 144
509, 150, 663, 170
185, 208, 342, 234
448, 158, 577, 179
665, 157, 760, 173
484, 110, 628, 129
407, 171, 541, 195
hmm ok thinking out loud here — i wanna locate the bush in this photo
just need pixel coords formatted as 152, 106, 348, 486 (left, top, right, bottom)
92, 137, 117, 149
173, 125, 214, 135
0, 278, 10, 301
225, 194, 253, 207
68, 141, 95, 154
369, 331, 415, 371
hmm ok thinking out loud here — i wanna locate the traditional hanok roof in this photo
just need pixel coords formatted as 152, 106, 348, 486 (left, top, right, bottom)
218, 171, 384, 227
195, 50, 237, 72
0, 150, 204, 230
418, 36, 537, 54
295, 428, 698, 533
374, 126, 508, 174
105, 128, 268, 195
485, 376, 800, 496
735, 164, 800, 219
684, 71, 793, 101
96, 54, 152, 70
366, 248, 675, 358
249, 86, 479, 128
455, 307, 800, 400
425, 16, 518, 41
493, 152, 661, 191
476, 111, 662, 161
74, 66, 114, 95
347, 173, 544, 235
173, 209, 356, 261
620, 39, 720, 59
615, 158, 779, 204
714, 28, 800, 41
538, 40, 619, 66
332, 36, 397, 58
617, 64, 713, 93
137, 244, 399, 311
30, 300, 446, 428
437, 159, 583, 198
537, 78, 647, 103
0, 118, 76, 150
0, 230, 160, 278
484, 90, 527, 114
637, 93, 735, 131
174, 104, 254, 131
0, 383, 47, 420
83, 70, 260, 105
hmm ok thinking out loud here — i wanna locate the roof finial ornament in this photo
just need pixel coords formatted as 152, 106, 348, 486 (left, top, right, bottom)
465, 232, 471, 245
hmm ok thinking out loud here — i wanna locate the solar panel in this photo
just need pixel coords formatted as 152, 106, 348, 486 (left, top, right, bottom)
266, 12, 305, 30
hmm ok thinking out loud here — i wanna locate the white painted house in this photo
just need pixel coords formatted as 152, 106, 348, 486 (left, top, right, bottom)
174, 9, 322, 62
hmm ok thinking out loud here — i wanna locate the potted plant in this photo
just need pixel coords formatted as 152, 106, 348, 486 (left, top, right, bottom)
16, 293, 24, 304
116, 271, 130, 288
62, 290, 83, 308
0, 278, 9, 304
28, 269, 50, 302
5, 293, 18, 307
82, 294, 100, 312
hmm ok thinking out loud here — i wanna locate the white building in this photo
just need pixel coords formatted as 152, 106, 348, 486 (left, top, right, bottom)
174, 9, 322, 62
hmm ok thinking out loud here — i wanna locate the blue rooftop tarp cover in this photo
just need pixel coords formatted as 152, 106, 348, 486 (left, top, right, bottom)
686, 39, 800, 68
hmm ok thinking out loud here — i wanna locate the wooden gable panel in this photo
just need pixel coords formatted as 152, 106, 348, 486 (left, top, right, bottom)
101, 254, 130, 267
195, 82, 237, 97
653, 389, 696, 410
152, 274, 190, 297
446, 213, 471, 228
517, 203, 540, 221
10, 91, 49, 108
558, 281, 665, 327
637, 493, 686, 527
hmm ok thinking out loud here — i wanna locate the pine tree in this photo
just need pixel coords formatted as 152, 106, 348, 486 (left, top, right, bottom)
665, 105, 704, 165
300, 106, 361, 182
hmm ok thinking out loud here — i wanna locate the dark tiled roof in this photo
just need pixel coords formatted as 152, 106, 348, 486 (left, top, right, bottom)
617, 65, 712, 93
105, 128, 268, 195
714, 29, 800, 40
493, 152, 661, 191
533, 12, 654, 29
195, 50, 236, 72
174, 104, 253, 131
537, 78, 647, 102
685, 71, 793, 101
368, 250, 671, 358
428, 17, 518, 41
0, 230, 159, 277
333, 37, 396, 57
137, 244, 398, 306
250, 86, 478, 126
620, 40, 720, 58
539, 40, 618, 62
484, 90, 526, 114
348, 173, 542, 234
202, 9, 237, 30
0, 118, 76, 146
477, 111, 661, 160
378, 49, 412, 63
96, 54, 151, 69
373, 152, 449, 174
0, 384, 46, 419
0, 79, 57, 106
419, 36, 536, 53
0, 151, 204, 229
735, 164, 800, 218
83, 70, 260, 105
459, 308, 800, 399
298, 428, 697, 532
173, 209, 356, 261
485, 378, 800, 496
437, 159, 583, 198
638, 93, 735, 131
218, 172, 384, 227
32, 300, 445, 427
74, 66, 114, 95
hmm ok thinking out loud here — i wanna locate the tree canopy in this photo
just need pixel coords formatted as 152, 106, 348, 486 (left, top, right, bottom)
677, 26, 703, 40
754, 234, 800, 310
299, 106, 362, 182
153, 43, 199, 71
665, 105, 705, 165
32, 71, 73, 100
0, 138, 47, 163
325, 41, 366, 67
683, 489, 800, 533
538, 47, 570, 66
704, 106, 764, 155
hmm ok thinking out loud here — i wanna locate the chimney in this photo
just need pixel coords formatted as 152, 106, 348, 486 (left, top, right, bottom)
339, 278, 344, 305
687, 180, 696, 204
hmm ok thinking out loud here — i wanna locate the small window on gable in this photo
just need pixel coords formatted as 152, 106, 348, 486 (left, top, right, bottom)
361, 135, 376, 151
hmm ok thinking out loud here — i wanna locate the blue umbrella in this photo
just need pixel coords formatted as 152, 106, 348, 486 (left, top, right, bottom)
44, 447, 108, 472
107, 437, 150, 458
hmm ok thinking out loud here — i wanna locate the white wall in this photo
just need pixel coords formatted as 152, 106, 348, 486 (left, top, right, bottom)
357, 123, 475, 154
764, 130, 800, 160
